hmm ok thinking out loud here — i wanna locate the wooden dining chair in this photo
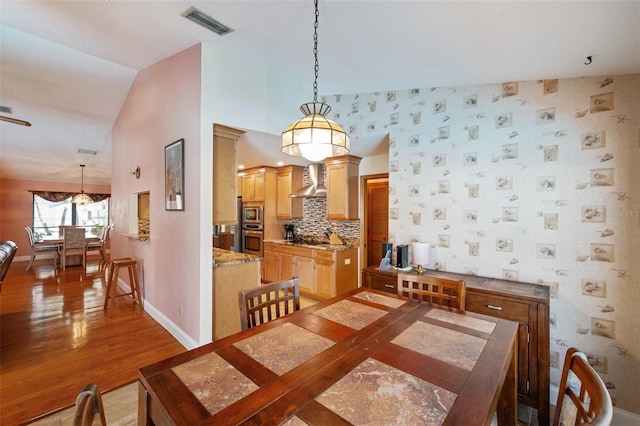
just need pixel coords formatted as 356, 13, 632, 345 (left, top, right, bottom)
24, 226, 59, 271
73, 383, 107, 426
86, 224, 111, 261
59, 227, 86, 270
239, 278, 300, 330
397, 272, 466, 310
553, 347, 613, 426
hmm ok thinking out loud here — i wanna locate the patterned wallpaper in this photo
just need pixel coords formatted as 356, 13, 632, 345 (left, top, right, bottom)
327, 74, 640, 413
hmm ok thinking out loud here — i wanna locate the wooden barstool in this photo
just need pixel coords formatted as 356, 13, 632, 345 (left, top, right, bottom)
104, 257, 142, 310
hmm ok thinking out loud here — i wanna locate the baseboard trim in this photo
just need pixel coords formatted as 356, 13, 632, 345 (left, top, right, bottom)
550, 385, 640, 425
116, 280, 199, 350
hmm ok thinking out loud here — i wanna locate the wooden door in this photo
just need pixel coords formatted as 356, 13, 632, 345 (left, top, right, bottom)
366, 177, 389, 267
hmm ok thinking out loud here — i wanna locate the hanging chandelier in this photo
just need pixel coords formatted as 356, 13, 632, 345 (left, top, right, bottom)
71, 164, 93, 205
281, 0, 350, 162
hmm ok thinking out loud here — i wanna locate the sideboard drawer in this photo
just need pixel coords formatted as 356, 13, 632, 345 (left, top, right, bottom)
466, 293, 530, 324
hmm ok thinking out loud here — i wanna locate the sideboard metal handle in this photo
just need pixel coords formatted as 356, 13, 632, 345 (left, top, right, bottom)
487, 304, 503, 311
384, 284, 395, 289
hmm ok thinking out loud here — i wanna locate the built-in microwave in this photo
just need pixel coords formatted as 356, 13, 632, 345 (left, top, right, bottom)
243, 205, 263, 229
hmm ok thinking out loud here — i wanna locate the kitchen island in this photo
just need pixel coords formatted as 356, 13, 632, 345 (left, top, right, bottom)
212, 248, 262, 340
263, 239, 358, 299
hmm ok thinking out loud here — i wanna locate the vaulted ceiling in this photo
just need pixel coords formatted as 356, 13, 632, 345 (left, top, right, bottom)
1, 1, 639, 185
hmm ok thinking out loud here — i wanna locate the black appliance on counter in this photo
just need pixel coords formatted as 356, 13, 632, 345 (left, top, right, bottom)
284, 224, 295, 241
396, 244, 409, 268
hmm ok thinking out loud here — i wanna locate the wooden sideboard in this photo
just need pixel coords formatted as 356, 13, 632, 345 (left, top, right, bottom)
362, 265, 550, 425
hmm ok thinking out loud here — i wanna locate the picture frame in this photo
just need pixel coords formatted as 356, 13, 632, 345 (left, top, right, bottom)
165, 138, 184, 211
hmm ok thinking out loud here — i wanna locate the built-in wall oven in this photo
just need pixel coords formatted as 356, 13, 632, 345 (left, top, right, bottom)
242, 229, 263, 256
242, 205, 264, 256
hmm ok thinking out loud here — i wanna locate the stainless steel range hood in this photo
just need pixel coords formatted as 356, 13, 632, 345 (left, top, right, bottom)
289, 163, 326, 198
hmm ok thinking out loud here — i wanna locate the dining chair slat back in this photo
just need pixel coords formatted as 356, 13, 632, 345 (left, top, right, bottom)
60, 227, 86, 270
553, 347, 612, 426
239, 278, 300, 330
397, 272, 466, 310
24, 226, 59, 271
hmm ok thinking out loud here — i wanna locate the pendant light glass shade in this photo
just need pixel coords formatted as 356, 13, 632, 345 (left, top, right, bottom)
281, 0, 350, 162
71, 164, 93, 205
281, 102, 350, 162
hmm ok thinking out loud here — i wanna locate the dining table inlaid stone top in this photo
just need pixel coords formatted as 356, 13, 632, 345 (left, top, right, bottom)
171, 351, 258, 416
233, 323, 334, 375
425, 309, 496, 334
352, 290, 407, 308
316, 358, 457, 425
391, 321, 487, 371
314, 299, 389, 330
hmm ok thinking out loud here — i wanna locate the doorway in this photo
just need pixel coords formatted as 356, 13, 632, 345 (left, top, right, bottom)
364, 175, 389, 267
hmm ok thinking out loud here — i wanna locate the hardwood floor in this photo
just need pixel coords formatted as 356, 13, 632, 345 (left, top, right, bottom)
0, 256, 187, 425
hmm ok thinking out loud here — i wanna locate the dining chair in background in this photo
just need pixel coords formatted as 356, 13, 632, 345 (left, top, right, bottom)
239, 277, 300, 330
59, 227, 86, 271
73, 383, 107, 426
24, 226, 59, 271
397, 272, 466, 310
553, 347, 612, 426
86, 224, 111, 261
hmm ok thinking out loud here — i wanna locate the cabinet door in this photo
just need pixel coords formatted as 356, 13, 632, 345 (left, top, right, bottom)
296, 255, 315, 294
263, 250, 280, 283
213, 132, 238, 225
241, 174, 254, 201
280, 253, 295, 281
276, 167, 303, 219
253, 173, 265, 202
314, 258, 335, 299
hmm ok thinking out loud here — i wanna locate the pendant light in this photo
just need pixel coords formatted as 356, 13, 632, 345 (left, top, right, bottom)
71, 164, 93, 205
281, 0, 350, 162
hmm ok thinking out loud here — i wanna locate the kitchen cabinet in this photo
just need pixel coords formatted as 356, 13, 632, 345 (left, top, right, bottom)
361, 266, 550, 425
276, 165, 304, 219
241, 167, 274, 202
324, 155, 361, 221
213, 125, 244, 225
264, 242, 358, 299
262, 243, 280, 283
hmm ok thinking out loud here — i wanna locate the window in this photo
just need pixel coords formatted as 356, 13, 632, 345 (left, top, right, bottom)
32, 193, 110, 241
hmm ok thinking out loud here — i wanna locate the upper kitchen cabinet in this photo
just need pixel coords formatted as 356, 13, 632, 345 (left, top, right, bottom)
276, 165, 304, 219
324, 155, 362, 221
241, 166, 277, 203
213, 125, 244, 225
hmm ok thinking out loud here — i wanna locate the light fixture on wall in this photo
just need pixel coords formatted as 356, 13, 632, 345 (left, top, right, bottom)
130, 166, 141, 179
281, 0, 350, 162
71, 164, 93, 205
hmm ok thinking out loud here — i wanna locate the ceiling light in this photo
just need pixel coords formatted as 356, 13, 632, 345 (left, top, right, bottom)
182, 7, 233, 36
281, 0, 350, 162
71, 164, 93, 205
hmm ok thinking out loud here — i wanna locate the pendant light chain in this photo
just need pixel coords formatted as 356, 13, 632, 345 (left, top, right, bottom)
312, 0, 319, 103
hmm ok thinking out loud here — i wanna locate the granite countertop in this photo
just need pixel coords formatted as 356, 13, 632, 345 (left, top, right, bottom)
264, 239, 358, 252
212, 248, 262, 268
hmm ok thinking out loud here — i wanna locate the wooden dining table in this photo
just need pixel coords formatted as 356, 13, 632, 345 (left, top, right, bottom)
138, 287, 519, 425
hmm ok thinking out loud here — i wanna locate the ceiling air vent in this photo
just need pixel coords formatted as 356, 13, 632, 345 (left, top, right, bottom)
182, 7, 234, 36
78, 148, 98, 155
0, 106, 12, 114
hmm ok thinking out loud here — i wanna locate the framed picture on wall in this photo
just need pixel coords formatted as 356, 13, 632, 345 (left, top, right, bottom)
165, 138, 184, 211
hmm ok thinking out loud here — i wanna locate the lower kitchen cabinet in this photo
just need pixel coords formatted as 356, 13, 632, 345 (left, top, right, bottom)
263, 242, 358, 299
361, 265, 551, 425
